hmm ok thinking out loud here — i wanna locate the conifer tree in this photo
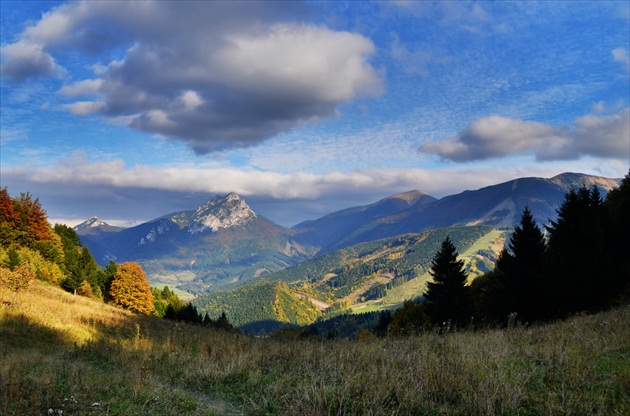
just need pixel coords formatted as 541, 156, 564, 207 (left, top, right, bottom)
215, 311, 233, 331
109, 262, 155, 314
495, 206, 546, 322
97, 260, 118, 301
604, 171, 630, 303
545, 185, 608, 318
424, 236, 472, 326
78, 246, 101, 298
55, 224, 84, 292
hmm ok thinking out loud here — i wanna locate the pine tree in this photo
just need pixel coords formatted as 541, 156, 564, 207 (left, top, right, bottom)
97, 260, 118, 300
545, 185, 609, 317
215, 311, 233, 331
424, 236, 472, 327
495, 206, 546, 322
78, 246, 101, 298
604, 171, 630, 303
55, 224, 82, 291
109, 262, 155, 315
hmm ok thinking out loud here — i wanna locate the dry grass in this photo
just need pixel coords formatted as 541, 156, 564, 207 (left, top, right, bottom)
1, 280, 628, 415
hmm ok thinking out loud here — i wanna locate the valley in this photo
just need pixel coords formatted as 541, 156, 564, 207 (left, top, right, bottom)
1, 170, 628, 415
70, 172, 621, 330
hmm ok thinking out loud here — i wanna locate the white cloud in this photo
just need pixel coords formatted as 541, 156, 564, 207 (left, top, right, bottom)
1, 1, 382, 153
59, 79, 103, 97
420, 109, 630, 162
0, 41, 65, 81
62, 101, 105, 116
179, 90, 203, 111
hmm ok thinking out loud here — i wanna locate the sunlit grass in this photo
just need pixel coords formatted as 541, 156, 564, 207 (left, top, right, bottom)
1, 280, 628, 415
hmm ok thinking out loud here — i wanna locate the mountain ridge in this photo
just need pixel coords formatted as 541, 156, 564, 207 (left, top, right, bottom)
292, 172, 621, 252
75, 172, 621, 296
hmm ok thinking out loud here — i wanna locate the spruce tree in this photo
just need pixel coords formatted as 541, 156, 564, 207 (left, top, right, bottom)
495, 206, 546, 322
424, 237, 472, 327
78, 246, 101, 298
545, 185, 608, 318
604, 171, 630, 303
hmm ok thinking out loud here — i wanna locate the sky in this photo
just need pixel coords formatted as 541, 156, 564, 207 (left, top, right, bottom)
1, 1, 629, 228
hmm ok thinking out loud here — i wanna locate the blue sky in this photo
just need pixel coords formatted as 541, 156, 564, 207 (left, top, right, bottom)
1, 1, 629, 227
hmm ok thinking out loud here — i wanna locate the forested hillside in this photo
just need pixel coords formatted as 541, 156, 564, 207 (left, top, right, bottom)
194, 225, 501, 328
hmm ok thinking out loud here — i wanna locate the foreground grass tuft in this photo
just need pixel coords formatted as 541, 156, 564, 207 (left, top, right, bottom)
1, 281, 628, 415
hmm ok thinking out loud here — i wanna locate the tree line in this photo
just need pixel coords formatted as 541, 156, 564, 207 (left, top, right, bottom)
386, 172, 629, 334
0, 188, 232, 329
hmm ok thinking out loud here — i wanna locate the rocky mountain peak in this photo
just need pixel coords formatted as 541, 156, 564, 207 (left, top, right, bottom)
187, 193, 257, 234
74, 215, 108, 231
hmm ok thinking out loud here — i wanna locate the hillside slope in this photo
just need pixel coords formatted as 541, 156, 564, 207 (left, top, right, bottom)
293, 190, 436, 252
195, 225, 502, 329
2, 280, 628, 415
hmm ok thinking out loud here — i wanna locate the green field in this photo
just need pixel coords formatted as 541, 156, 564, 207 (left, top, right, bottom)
350, 272, 430, 313
152, 284, 196, 301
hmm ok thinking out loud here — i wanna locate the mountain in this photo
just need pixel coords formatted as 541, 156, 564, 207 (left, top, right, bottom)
74, 215, 125, 234
76, 172, 620, 297
293, 172, 621, 251
293, 190, 436, 252
79, 193, 316, 295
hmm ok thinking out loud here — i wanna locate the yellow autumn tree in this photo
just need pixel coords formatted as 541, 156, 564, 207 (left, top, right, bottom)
109, 262, 154, 314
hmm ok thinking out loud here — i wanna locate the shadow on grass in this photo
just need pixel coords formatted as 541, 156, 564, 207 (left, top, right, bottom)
0, 311, 76, 352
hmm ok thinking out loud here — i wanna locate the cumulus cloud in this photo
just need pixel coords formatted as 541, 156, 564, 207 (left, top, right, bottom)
1, 1, 382, 153
0, 41, 65, 81
420, 109, 630, 162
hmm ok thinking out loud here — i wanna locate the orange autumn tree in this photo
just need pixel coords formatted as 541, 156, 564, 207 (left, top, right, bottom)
109, 262, 154, 315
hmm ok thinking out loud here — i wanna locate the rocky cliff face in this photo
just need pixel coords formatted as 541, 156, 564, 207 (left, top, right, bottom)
187, 193, 257, 234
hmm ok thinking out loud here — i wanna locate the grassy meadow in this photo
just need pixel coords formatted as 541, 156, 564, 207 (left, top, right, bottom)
1, 280, 628, 415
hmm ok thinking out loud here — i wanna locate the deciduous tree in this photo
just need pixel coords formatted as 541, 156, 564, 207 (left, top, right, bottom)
109, 262, 154, 314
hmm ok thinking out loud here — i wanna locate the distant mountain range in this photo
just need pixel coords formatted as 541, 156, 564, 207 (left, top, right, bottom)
75, 172, 621, 295
292, 172, 621, 252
